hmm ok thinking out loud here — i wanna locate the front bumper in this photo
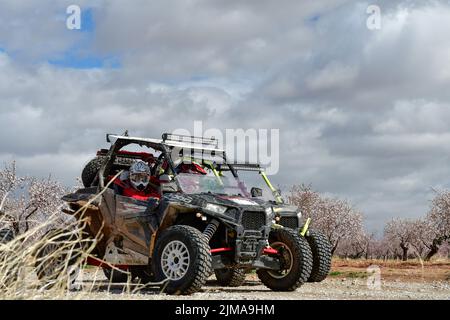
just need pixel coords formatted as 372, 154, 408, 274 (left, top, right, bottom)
211, 251, 281, 270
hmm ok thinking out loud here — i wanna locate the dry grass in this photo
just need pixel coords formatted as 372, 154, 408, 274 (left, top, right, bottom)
0, 214, 96, 299
0, 214, 166, 299
0, 173, 171, 300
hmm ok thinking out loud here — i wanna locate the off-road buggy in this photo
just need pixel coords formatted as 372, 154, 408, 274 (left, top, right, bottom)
41, 133, 314, 295
218, 163, 332, 283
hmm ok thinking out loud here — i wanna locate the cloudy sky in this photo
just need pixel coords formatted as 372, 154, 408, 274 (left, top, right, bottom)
1, 0, 450, 232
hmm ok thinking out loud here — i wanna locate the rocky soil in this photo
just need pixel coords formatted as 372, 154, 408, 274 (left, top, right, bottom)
67, 269, 450, 300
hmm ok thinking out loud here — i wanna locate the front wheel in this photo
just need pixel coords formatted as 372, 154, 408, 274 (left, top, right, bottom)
257, 228, 313, 291
152, 225, 212, 295
306, 230, 332, 282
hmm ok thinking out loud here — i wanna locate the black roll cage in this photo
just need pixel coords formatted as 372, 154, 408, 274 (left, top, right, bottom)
97, 134, 239, 192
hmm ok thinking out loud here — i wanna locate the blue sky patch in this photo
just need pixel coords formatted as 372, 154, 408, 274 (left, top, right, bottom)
48, 8, 121, 69
80, 8, 95, 33
48, 51, 121, 69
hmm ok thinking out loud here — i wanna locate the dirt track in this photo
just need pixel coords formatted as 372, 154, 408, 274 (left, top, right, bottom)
68, 269, 450, 300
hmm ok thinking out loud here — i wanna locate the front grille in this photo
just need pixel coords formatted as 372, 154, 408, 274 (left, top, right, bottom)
241, 211, 266, 230
279, 216, 299, 229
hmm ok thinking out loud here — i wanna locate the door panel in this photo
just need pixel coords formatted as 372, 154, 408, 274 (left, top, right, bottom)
115, 195, 152, 256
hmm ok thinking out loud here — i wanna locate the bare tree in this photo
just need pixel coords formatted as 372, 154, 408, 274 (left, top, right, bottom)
19, 176, 69, 233
289, 184, 321, 216
0, 161, 26, 232
0, 161, 69, 236
289, 185, 364, 255
0, 161, 25, 212
384, 218, 420, 261
369, 237, 391, 260
336, 230, 365, 258
405, 218, 433, 259
422, 190, 450, 260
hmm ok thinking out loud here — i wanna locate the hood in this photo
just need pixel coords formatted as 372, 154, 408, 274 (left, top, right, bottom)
202, 194, 268, 209
273, 203, 299, 214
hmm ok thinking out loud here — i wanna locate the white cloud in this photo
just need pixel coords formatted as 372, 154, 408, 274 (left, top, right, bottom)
1, 1, 450, 232
306, 62, 358, 91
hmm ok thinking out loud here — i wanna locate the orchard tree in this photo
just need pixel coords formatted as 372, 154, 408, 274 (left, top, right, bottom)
20, 176, 69, 233
370, 237, 393, 260
338, 231, 377, 259
384, 218, 420, 261
289, 184, 321, 215
423, 190, 450, 260
289, 185, 364, 254
0, 161, 25, 212
0, 161, 69, 235
406, 218, 435, 259
0, 161, 26, 231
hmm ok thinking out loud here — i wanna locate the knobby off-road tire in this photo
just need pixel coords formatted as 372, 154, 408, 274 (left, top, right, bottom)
257, 228, 313, 291
81, 157, 104, 188
34, 230, 83, 290
103, 268, 129, 283
0, 228, 14, 244
306, 229, 332, 282
0, 227, 17, 288
214, 268, 246, 287
153, 225, 212, 295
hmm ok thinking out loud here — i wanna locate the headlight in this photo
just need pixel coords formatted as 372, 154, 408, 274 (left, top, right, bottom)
205, 203, 227, 214
297, 211, 302, 218
225, 208, 239, 220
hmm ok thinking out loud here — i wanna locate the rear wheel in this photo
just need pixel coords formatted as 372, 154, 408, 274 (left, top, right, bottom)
0, 227, 17, 288
257, 228, 313, 291
306, 230, 332, 282
130, 266, 154, 284
0, 228, 14, 244
214, 268, 246, 287
153, 225, 211, 295
102, 268, 129, 283
34, 230, 84, 290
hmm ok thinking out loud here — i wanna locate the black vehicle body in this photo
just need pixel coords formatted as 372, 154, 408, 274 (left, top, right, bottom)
62, 134, 283, 277
218, 162, 332, 283
215, 162, 304, 231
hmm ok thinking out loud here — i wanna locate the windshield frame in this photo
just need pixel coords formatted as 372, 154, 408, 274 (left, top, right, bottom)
175, 172, 250, 197
215, 163, 285, 204
159, 145, 242, 194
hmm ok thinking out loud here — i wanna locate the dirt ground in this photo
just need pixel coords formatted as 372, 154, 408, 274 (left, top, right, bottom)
66, 259, 450, 300
331, 258, 450, 282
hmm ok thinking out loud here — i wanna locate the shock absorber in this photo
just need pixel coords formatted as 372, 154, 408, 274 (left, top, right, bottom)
203, 219, 220, 241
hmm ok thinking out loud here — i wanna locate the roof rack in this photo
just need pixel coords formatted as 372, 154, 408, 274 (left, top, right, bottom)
219, 162, 264, 172
162, 133, 219, 149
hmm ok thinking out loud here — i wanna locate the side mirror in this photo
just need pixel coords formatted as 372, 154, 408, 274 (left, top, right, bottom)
251, 187, 263, 198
